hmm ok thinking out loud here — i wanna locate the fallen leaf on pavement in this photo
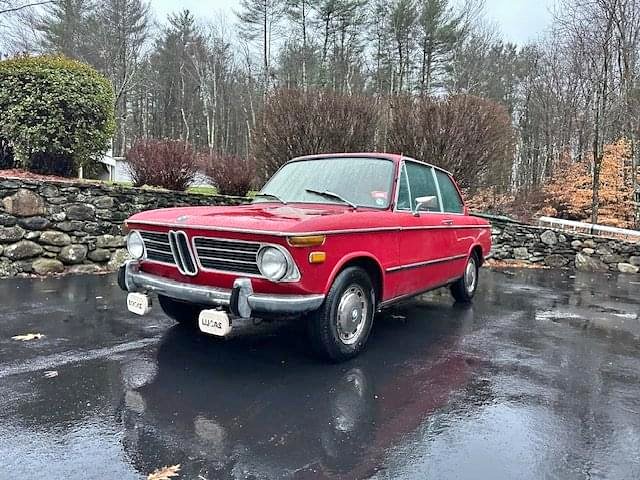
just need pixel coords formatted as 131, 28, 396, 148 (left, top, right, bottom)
147, 464, 180, 480
43, 371, 58, 378
12, 333, 45, 341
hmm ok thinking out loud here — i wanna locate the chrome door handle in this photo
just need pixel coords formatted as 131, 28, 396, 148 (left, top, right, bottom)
441, 219, 454, 226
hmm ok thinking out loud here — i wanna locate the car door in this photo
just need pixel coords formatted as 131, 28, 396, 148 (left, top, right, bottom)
433, 168, 470, 280
390, 160, 452, 299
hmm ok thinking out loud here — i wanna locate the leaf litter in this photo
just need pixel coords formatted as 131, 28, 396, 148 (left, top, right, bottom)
147, 464, 181, 480
12, 333, 45, 341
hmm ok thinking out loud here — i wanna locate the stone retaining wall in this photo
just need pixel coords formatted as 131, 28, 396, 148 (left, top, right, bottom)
1, 178, 638, 278
483, 214, 640, 275
0, 178, 246, 277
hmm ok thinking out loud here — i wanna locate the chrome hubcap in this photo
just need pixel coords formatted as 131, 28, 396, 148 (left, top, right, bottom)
464, 258, 477, 293
336, 285, 368, 345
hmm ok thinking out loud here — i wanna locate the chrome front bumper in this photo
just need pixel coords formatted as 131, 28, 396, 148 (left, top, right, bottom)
119, 261, 325, 319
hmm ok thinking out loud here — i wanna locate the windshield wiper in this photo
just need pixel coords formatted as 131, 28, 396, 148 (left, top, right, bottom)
253, 192, 287, 204
305, 188, 357, 209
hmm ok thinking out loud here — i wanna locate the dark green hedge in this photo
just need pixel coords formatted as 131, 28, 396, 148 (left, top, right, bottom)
0, 55, 115, 176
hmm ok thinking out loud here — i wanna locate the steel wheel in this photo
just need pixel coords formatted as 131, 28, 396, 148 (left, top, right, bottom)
307, 266, 375, 362
464, 256, 478, 294
336, 285, 368, 345
450, 253, 480, 303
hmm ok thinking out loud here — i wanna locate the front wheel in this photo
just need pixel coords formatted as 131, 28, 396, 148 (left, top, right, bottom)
450, 254, 479, 303
307, 267, 375, 362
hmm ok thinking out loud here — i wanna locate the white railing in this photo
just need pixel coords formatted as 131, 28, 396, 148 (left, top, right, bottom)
538, 216, 640, 242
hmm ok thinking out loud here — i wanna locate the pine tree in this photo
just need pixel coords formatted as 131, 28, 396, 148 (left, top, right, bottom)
38, 0, 94, 61
418, 0, 464, 94
90, 0, 150, 155
236, 0, 286, 89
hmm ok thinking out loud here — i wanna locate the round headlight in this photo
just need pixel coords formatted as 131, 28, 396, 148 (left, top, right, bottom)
127, 231, 145, 259
258, 246, 289, 281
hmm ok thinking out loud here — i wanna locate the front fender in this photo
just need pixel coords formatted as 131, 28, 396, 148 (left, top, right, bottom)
323, 251, 386, 297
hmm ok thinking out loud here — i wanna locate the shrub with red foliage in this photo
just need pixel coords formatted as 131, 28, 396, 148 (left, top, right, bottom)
202, 153, 255, 197
126, 139, 199, 191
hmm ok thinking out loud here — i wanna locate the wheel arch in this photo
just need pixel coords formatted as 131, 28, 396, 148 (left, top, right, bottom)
469, 244, 484, 266
325, 253, 385, 305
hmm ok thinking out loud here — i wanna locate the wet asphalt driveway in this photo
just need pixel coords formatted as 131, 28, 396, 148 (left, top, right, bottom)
1, 268, 640, 480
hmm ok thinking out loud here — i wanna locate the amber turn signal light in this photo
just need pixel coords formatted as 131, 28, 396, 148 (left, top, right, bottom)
288, 235, 326, 247
309, 251, 326, 264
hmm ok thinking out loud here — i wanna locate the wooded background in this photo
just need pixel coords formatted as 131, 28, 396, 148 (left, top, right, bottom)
1, 0, 639, 226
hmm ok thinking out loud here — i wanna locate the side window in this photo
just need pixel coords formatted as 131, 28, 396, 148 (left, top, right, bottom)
435, 170, 464, 213
396, 164, 411, 210
405, 162, 441, 212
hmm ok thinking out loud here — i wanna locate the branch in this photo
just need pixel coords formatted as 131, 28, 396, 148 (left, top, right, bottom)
0, 0, 52, 15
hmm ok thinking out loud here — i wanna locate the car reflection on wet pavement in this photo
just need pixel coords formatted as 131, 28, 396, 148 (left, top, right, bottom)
0, 269, 639, 479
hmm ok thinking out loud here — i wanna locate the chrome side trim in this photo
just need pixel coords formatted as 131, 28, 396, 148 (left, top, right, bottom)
129, 220, 491, 237
385, 254, 467, 273
123, 261, 324, 317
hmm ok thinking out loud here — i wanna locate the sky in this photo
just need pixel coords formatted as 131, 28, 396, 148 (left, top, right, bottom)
149, 0, 556, 45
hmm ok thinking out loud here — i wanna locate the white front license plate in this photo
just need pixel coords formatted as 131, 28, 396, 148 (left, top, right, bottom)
199, 310, 232, 337
127, 293, 152, 316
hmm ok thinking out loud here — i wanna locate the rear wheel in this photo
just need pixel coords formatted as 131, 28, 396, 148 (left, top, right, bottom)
307, 267, 375, 362
158, 295, 202, 327
450, 254, 479, 303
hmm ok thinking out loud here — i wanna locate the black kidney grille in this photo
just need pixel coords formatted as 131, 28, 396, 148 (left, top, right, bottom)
168, 231, 198, 276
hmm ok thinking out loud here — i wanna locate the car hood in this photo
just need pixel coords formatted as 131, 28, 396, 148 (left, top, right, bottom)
126, 202, 384, 234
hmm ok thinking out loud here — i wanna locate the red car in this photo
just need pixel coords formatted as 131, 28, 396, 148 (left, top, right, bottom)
119, 153, 491, 361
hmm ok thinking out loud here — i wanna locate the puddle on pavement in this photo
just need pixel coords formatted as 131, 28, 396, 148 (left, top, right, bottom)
0, 269, 640, 479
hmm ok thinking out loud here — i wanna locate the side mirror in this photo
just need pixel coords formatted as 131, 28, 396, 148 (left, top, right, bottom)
414, 196, 438, 215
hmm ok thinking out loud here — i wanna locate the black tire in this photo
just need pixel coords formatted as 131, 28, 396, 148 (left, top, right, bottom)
307, 267, 376, 362
158, 295, 202, 327
450, 253, 479, 303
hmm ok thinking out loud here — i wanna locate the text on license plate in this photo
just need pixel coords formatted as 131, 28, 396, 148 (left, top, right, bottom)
199, 310, 232, 337
127, 293, 152, 316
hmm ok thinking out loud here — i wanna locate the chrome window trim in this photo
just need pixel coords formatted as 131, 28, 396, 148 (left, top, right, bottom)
394, 159, 444, 215
431, 166, 445, 213
256, 156, 396, 210
394, 161, 412, 213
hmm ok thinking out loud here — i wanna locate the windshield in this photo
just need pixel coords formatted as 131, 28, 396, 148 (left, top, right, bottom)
256, 157, 395, 209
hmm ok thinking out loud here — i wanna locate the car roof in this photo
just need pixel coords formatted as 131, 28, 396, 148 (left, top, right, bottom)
288, 152, 454, 176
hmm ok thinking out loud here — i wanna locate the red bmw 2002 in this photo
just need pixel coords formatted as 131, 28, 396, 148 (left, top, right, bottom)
119, 153, 492, 361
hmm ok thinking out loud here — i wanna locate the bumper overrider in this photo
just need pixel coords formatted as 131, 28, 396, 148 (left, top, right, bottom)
118, 261, 325, 319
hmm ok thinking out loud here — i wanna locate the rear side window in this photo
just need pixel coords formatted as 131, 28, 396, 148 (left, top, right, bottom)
435, 170, 464, 213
